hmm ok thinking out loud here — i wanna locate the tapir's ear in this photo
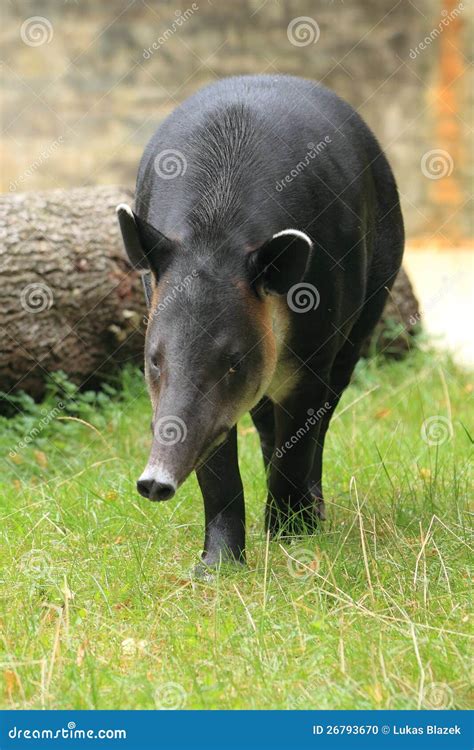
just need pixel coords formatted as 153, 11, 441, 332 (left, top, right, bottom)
116, 203, 175, 274
248, 229, 313, 296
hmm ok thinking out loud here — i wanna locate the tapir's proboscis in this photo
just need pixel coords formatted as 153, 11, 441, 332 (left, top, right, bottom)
117, 75, 404, 574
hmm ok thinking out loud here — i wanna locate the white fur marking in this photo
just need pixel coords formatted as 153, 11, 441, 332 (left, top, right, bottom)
138, 465, 177, 490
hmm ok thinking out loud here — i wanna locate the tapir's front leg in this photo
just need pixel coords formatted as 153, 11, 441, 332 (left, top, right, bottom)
196, 426, 245, 569
266, 381, 330, 536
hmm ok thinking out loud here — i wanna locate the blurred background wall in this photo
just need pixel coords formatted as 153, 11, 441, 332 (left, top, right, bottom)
2, 0, 472, 243
1, 0, 473, 360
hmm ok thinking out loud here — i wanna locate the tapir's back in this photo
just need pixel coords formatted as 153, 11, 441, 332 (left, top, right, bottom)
136, 75, 401, 254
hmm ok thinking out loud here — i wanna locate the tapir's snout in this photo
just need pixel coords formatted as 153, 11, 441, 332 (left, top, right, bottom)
136, 468, 177, 502
135, 417, 232, 504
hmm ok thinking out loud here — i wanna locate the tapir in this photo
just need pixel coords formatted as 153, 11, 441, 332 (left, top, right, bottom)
117, 75, 404, 571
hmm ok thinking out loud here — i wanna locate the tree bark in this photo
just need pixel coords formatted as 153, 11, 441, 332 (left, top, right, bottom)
0, 186, 146, 400
0, 186, 420, 400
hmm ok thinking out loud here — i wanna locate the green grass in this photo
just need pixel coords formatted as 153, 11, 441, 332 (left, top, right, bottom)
0, 350, 472, 710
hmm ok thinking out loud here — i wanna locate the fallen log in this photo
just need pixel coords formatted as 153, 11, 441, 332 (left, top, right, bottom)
0, 187, 420, 400
0, 186, 146, 400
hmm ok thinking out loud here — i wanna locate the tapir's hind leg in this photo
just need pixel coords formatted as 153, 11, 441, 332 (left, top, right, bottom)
308, 343, 363, 519
309, 278, 401, 518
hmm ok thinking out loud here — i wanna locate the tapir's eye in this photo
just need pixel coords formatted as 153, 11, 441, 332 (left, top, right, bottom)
228, 355, 243, 374
150, 356, 161, 377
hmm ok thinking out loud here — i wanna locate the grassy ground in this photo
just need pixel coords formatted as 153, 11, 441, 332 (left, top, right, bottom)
0, 349, 472, 710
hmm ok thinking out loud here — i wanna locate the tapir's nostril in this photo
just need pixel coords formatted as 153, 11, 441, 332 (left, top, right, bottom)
137, 478, 153, 498
136, 477, 176, 502
152, 482, 176, 501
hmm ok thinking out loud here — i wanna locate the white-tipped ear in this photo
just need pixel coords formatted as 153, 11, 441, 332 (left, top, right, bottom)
248, 228, 313, 296
116, 203, 148, 270
273, 228, 313, 249
116, 202, 134, 218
